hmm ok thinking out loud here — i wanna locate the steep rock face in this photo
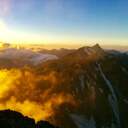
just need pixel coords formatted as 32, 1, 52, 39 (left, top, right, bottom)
80, 44, 105, 56
0, 110, 58, 128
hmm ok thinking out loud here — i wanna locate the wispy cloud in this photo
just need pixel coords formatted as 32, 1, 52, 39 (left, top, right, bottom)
0, 0, 12, 16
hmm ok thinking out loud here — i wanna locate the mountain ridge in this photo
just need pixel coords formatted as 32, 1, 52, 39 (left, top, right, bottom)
0, 44, 128, 128
0, 109, 59, 128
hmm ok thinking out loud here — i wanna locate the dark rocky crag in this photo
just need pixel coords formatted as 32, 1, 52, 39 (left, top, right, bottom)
0, 110, 59, 128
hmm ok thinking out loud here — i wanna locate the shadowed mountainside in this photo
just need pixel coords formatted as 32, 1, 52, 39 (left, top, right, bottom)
0, 110, 59, 128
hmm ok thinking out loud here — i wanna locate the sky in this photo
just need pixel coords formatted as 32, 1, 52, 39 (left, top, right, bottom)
0, 0, 128, 46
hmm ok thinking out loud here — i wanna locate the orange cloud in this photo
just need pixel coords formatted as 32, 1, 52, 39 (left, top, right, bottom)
0, 69, 77, 121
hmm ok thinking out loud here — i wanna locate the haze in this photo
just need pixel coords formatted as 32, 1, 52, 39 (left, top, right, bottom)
0, 0, 127, 47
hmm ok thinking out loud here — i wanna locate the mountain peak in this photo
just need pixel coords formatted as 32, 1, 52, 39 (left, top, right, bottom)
78, 44, 104, 56
92, 43, 101, 49
91, 44, 104, 53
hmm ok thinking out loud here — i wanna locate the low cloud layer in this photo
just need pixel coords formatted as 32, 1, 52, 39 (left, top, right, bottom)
0, 48, 58, 65
0, 68, 76, 121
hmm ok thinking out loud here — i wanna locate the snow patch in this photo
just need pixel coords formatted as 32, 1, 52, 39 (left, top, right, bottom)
97, 63, 120, 128
108, 95, 120, 128
124, 99, 128, 104
122, 67, 128, 75
99, 88, 104, 93
70, 114, 96, 128
86, 81, 90, 88
79, 75, 85, 90
84, 47, 96, 55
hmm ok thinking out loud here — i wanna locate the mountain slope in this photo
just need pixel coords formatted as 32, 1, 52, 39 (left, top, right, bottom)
0, 44, 128, 128
36, 44, 128, 128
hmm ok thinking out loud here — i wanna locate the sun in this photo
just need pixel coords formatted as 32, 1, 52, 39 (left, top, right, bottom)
0, 19, 15, 43
0, 19, 12, 43
0, 19, 11, 41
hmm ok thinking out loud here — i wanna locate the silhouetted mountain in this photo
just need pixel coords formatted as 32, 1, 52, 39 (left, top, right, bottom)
0, 110, 59, 128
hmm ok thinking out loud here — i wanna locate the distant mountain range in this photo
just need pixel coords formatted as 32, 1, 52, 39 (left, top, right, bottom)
0, 44, 128, 128
0, 48, 58, 68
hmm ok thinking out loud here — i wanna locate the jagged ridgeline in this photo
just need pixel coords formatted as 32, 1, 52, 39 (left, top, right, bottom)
0, 110, 59, 128
0, 44, 128, 128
